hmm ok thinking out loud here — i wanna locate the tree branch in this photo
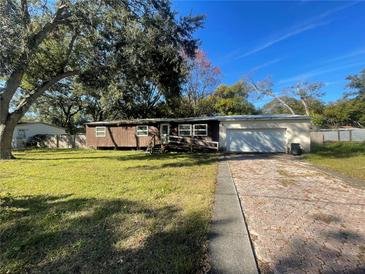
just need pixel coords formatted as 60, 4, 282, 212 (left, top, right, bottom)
248, 81, 296, 115
275, 96, 296, 115
299, 98, 310, 116
65, 30, 78, 64
1, 2, 73, 113
12, 70, 79, 119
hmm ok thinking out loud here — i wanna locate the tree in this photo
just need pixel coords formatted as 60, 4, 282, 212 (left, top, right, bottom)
323, 99, 365, 128
262, 96, 325, 116
346, 69, 365, 99
32, 80, 86, 134
289, 82, 324, 116
247, 78, 296, 114
321, 69, 365, 128
0, 0, 203, 159
198, 81, 256, 116
183, 50, 221, 113
248, 78, 324, 116
87, 81, 164, 120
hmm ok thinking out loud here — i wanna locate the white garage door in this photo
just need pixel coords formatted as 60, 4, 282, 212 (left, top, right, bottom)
227, 128, 286, 153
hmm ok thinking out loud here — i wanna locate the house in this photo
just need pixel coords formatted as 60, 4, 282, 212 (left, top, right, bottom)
13, 122, 66, 148
85, 114, 312, 153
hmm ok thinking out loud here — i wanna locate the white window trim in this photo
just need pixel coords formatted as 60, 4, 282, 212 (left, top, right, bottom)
178, 124, 192, 137
193, 124, 208, 137
95, 126, 106, 138
136, 125, 149, 137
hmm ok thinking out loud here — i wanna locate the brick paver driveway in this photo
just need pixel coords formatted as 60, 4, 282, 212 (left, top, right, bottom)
229, 155, 365, 274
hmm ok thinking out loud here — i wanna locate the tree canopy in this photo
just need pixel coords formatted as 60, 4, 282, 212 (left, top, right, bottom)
198, 81, 256, 116
0, 0, 203, 158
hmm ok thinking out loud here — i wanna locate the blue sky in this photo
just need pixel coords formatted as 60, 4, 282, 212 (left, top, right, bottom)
172, 0, 365, 107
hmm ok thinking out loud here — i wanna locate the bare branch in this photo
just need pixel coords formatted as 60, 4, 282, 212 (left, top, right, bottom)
275, 96, 296, 115
247, 80, 296, 115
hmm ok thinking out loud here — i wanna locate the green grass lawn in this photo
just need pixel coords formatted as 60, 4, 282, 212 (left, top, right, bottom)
0, 149, 218, 273
305, 142, 365, 181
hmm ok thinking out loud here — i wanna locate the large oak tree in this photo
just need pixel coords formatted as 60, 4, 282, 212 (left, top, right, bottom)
0, 0, 203, 159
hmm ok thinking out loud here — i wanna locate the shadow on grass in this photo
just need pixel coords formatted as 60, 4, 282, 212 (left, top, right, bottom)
310, 142, 365, 158
17, 150, 221, 167
0, 194, 210, 273
127, 154, 221, 170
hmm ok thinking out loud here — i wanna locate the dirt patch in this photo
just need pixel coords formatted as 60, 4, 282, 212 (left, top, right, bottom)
311, 212, 340, 224
279, 178, 295, 187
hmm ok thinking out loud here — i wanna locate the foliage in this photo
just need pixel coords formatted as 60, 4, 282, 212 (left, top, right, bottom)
0, 149, 217, 273
258, 69, 365, 128
32, 79, 87, 133
0, 0, 204, 158
262, 96, 324, 116
197, 81, 256, 116
172, 80, 255, 117
313, 69, 365, 128
346, 69, 365, 99
247, 78, 325, 116
288, 82, 324, 115
183, 50, 222, 113
322, 98, 365, 128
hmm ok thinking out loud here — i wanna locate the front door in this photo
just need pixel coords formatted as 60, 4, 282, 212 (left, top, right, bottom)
160, 124, 170, 144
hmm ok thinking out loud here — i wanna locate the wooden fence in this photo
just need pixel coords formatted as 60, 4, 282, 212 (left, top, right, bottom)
38, 134, 86, 149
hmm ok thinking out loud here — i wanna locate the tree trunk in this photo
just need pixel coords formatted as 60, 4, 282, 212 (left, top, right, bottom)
300, 98, 310, 116
0, 119, 17, 160
275, 96, 296, 115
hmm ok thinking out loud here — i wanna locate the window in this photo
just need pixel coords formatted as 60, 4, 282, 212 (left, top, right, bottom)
193, 124, 208, 136
136, 125, 148, 136
95, 127, 106, 137
178, 124, 192, 136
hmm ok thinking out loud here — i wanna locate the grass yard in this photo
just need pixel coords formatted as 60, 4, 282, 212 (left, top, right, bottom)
305, 142, 365, 181
0, 149, 218, 273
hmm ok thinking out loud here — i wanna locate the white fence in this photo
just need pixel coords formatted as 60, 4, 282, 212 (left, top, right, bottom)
311, 128, 365, 145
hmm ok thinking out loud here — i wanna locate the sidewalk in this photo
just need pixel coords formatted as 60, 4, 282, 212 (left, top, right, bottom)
208, 158, 259, 274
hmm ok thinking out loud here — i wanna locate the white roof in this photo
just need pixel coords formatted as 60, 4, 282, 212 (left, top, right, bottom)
86, 114, 311, 126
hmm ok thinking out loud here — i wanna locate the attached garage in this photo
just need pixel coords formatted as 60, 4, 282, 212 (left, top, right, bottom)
226, 128, 286, 153
219, 115, 312, 153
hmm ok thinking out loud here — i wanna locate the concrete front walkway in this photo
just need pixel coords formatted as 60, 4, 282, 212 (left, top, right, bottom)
229, 154, 365, 274
208, 159, 258, 274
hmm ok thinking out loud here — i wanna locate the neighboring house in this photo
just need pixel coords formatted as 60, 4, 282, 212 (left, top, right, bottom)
13, 122, 66, 148
86, 114, 312, 153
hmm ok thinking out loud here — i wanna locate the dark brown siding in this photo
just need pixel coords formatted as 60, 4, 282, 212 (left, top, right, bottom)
86, 120, 219, 149
169, 121, 219, 142
86, 124, 159, 149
